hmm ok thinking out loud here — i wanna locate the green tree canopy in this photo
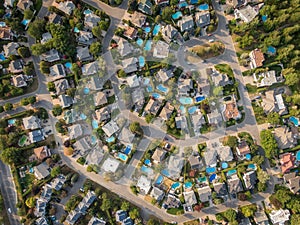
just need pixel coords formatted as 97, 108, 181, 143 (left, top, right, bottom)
28, 19, 45, 39
267, 112, 280, 126
17, 47, 31, 58
260, 130, 278, 159
223, 209, 237, 222
25, 197, 35, 208
89, 42, 102, 57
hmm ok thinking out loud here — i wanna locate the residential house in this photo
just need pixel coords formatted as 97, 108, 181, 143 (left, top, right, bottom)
102, 120, 119, 137
123, 26, 137, 40
274, 126, 297, 149
254, 210, 270, 225
126, 74, 140, 88
175, 116, 187, 130
0, 27, 11, 40
118, 127, 135, 145
29, 129, 45, 143
88, 217, 106, 225
94, 92, 108, 106
188, 153, 204, 170
178, 78, 193, 96
54, 78, 69, 95
203, 148, 218, 167
209, 68, 230, 87
117, 38, 133, 57
236, 140, 251, 158
48, 12, 62, 24
207, 109, 223, 125
86, 149, 104, 165
4, 0, 15, 7
77, 46, 92, 61
227, 174, 244, 193
116, 210, 128, 223
283, 172, 300, 194
51, 174, 66, 191
183, 190, 197, 205
163, 194, 181, 209
138, 0, 152, 15
58, 94, 73, 108
177, 15, 194, 32
161, 24, 178, 43
191, 112, 206, 129
261, 90, 287, 115
84, 13, 101, 30
68, 124, 83, 140
40, 184, 52, 202
222, 96, 241, 121
34, 163, 50, 180
82, 61, 99, 76
122, 57, 138, 74
17, 0, 33, 11
137, 175, 152, 195
34, 146, 51, 161
77, 30, 94, 45
3, 42, 19, 57
197, 186, 212, 202
132, 88, 145, 106
49, 64, 66, 81
131, 12, 147, 28
57, 0, 75, 15
156, 68, 174, 83
249, 48, 265, 69
269, 209, 290, 225
41, 49, 60, 62
243, 170, 257, 189
41, 32, 52, 44
11, 74, 27, 87
159, 102, 174, 121
279, 153, 296, 174
65, 210, 82, 225
90, 75, 104, 91
145, 98, 161, 115
35, 198, 47, 217
153, 40, 169, 58
165, 155, 184, 180
95, 107, 110, 123
73, 137, 92, 155
216, 144, 233, 162
150, 187, 165, 201
253, 70, 277, 87
151, 148, 167, 164
36, 216, 49, 225
195, 11, 210, 27
234, 5, 259, 23
101, 157, 120, 173
23, 115, 40, 130
213, 182, 228, 198
9, 59, 23, 73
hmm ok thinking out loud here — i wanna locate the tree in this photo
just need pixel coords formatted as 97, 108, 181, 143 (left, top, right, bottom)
100, 197, 112, 211
92, 25, 102, 39
66, 88, 76, 98
223, 209, 237, 222
129, 122, 143, 136
40, 61, 50, 74
170, 0, 179, 5
51, 166, 61, 177
64, 147, 74, 156
55, 120, 67, 134
267, 112, 280, 126
287, 198, 300, 213
284, 72, 300, 87
240, 204, 257, 217
162, 7, 173, 22
224, 136, 238, 149
99, 21, 109, 31
47, 82, 55, 92
129, 208, 139, 220
128, 0, 138, 11
213, 86, 223, 96
260, 130, 278, 159
291, 214, 300, 225
31, 43, 47, 56
4, 102, 13, 111
155, 15, 161, 24
89, 42, 102, 57
24, 9, 34, 20
52, 105, 63, 116
121, 201, 130, 211
257, 169, 270, 184
274, 189, 291, 207
17, 47, 31, 58
28, 19, 45, 39
117, 69, 126, 78
252, 155, 264, 166
28, 96, 36, 104
0, 147, 20, 165
25, 197, 35, 208
21, 98, 29, 106
87, 165, 93, 172
71, 173, 79, 184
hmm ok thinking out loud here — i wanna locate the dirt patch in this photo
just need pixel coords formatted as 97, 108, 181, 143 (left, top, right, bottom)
188, 42, 225, 60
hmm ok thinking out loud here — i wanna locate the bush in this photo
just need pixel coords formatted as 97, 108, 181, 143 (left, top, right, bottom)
18, 47, 31, 58
71, 173, 79, 184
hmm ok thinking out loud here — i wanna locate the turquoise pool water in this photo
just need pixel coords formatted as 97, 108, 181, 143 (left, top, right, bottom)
198, 176, 207, 183
247, 164, 256, 170
188, 106, 197, 114
0, 22, 6, 27
136, 38, 143, 46
157, 84, 168, 93
147, 86, 153, 92
267, 46, 276, 54
141, 165, 153, 174
8, 119, 16, 125
184, 181, 192, 189
144, 159, 151, 166
144, 27, 151, 33
65, 62, 72, 69
91, 135, 97, 145
178, 2, 188, 8
124, 145, 132, 155
245, 153, 251, 160
296, 151, 300, 161
227, 169, 237, 176
144, 40, 152, 51
80, 113, 87, 120
290, 116, 299, 126
198, 3, 209, 10
171, 182, 180, 190
152, 93, 161, 99
172, 11, 183, 20
118, 152, 128, 161
206, 167, 216, 173
179, 97, 193, 105
21, 19, 30, 26
155, 175, 163, 185
262, 15, 268, 22
190, 0, 198, 4
92, 120, 98, 129
106, 136, 115, 143
221, 162, 228, 169
74, 27, 80, 33
0, 54, 5, 61
179, 105, 186, 113
162, 169, 170, 177
139, 56, 145, 67
195, 95, 205, 103
153, 24, 161, 35
209, 174, 216, 182
83, 9, 92, 14
83, 87, 90, 94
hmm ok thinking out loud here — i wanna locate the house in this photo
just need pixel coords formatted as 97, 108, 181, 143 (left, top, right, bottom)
253, 70, 277, 87
236, 140, 251, 157
102, 157, 120, 173
58, 94, 73, 108
34, 163, 50, 180
191, 113, 206, 128
86, 149, 104, 165
41, 32, 52, 44
213, 182, 228, 197
118, 127, 135, 145
68, 124, 83, 140
153, 40, 169, 58
35, 198, 47, 217
178, 78, 193, 96
65, 210, 82, 225
49, 64, 66, 81
279, 153, 296, 174
138, 0, 152, 15
161, 24, 178, 43
23, 115, 41, 130
90, 75, 104, 91
11, 74, 27, 88
132, 88, 145, 108
40, 184, 52, 201
159, 102, 174, 121
227, 0, 245, 8
88, 217, 106, 225
95, 107, 110, 123
227, 174, 243, 193
51, 174, 66, 191
216, 145, 233, 162
57, 0, 75, 15
29, 129, 45, 143
123, 26, 137, 40
84, 13, 101, 30
188, 153, 204, 170
17, 0, 33, 11
102, 120, 119, 137
41, 49, 60, 62
203, 148, 218, 167
54, 78, 69, 95
177, 16, 194, 32
156, 68, 174, 83
183, 190, 197, 205
150, 187, 165, 201
234, 5, 259, 23
126, 74, 140, 88
209, 68, 230, 87
274, 126, 297, 149
175, 116, 186, 130
207, 109, 222, 125
243, 170, 257, 189
163, 194, 181, 209
249, 48, 265, 69
269, 209, 290, 225
261, 90, 288, 115
122, 57, 138, 74
82, 61, 99, 76
4, 0, 15, 7
145, 98, 161, 114
131, 12, 147, 28
0, 27, 11, 40
116, 210, 128, 223
137, 175, 152, 195
254, 210, 270, 225
222, 95, 241, 121
48, 12, 62, 24
36, 216, 49, 225
73, 137, 92, 155
195, 11, 210, 27
94, 92, 108, 106
152, 148, 167, 164
77, 30, 94, 45
77, 46, 92, 61
283, 172, 300, 194
117, 38, 133, 57
34, 146, 51, 161
9, 59, 23, 73
197, 186, 212, 202
3, 42, 19, 57
165, 155, 184, 179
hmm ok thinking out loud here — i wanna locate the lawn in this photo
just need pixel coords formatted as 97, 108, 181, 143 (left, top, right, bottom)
214, 64, 234, 79
166, 207, 184, 215
189, 42, 225, 60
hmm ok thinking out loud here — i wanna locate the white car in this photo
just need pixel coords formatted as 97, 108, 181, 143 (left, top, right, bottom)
8, 208, 11, 213
209, 39, 215, 43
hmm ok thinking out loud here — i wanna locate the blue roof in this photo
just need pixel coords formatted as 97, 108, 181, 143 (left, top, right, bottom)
116, 210, 128, 221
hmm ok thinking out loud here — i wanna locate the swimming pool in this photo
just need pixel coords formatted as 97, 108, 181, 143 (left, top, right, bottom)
91, 135, 97, 145
21, 19, 30, 26
92, 120, 98, 129
172, 12, 183, 20
221, 162, 228, 169
144, 27, 151, 33
198, 3, 209, 11
262, 15, 268, 22
7, 119, 16, 125
178, 2, 188, 8
147, 86, 153, 92
162, 169, 170, 177
267, 46, 276, 55
18, 135, 28, 147
171, 182, 180, 190
83, 87, 90, 94
136, 38, 143, 46
0, 22, 6, 27
106, 136, 115, 143
65, 62, 72, 69
153, 24, 161, 35
188, 106, 197, 114
179, 105, 186, 113
195, 95, 205, 103
227, 169, 237, 176
144, 40, 152, 51
206, 167, 216, 174
179, 97, 193, 105
144, 159, 151, 166
184, 181, 192, 189
155, 175, 164, 185
141, 165, 153, 174
290, 116, 299, 126
152, 93, 161, 99
118, 152, 128, 162
74, 27, 80, 33
157, 84, 168, 93
247, 164, 256, 170
139, 56, 145, 67
144, 78, 150, 85
124, 145, 132, 155
198, 176, 207, 183
80, 113, 87, 120
209, 174, 216, 182
83, 9, 92, 15
190, 0, 198, 4
3, 13, 10, 19
245, 153, 252, 160
296, 151, 300, 161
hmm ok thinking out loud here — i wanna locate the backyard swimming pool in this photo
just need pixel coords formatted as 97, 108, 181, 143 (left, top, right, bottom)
290, 116, 299, 126
296, 151, 300, 161
80, 113, 87, 120
267, 46, 276, 55
144, 159, 151, 166
7, 119, 16, 125
178, 2, 188, 8
172, 11, 183, 20
18, 135, 28, 147
155, 175, 164, 185
195, 95, 205, 103
162, 169, 170, 177
227, 169, 237, 176
91, 135, 97, 145
157, 84, 168, 93
118, 152, 128, 162
21, 19, 30, 26
147, 86, 153, 92
136, 38, 143, 46
184, 181, 192, 189
179, 97, 193, 105
106, 136, 115, 143
262, 15, 268, 22
65, 62, 72, 69
221, 162, 228, 169
153, 24, 161, 35
141, 165, 153, 174
144, 27, 151, 33
74, 27, 80, 33
92, 120, 98, 129
209, 174, 216, 182
124, 145, 132, 155
144, 78, 150, 85
83, 9, 92, 14
0, 53, 6, 61
0, 22, 6, 27
206, 167, 216, 173
152, 93, 161, 99
171, 182, 180, 190
188, 106, 197, 114
139, 56, 145, 67
198, 176, 207, 183
247, 164, 256, 170
144, 40, 152, 51
198, 3, 209, 10
83, 87, 90, 94
179, 105, 186, 113
245, 153, 252, 160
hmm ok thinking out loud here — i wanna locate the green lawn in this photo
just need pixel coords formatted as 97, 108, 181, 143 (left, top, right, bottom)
215, 64, 234, 79
167, 207, 184, 215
